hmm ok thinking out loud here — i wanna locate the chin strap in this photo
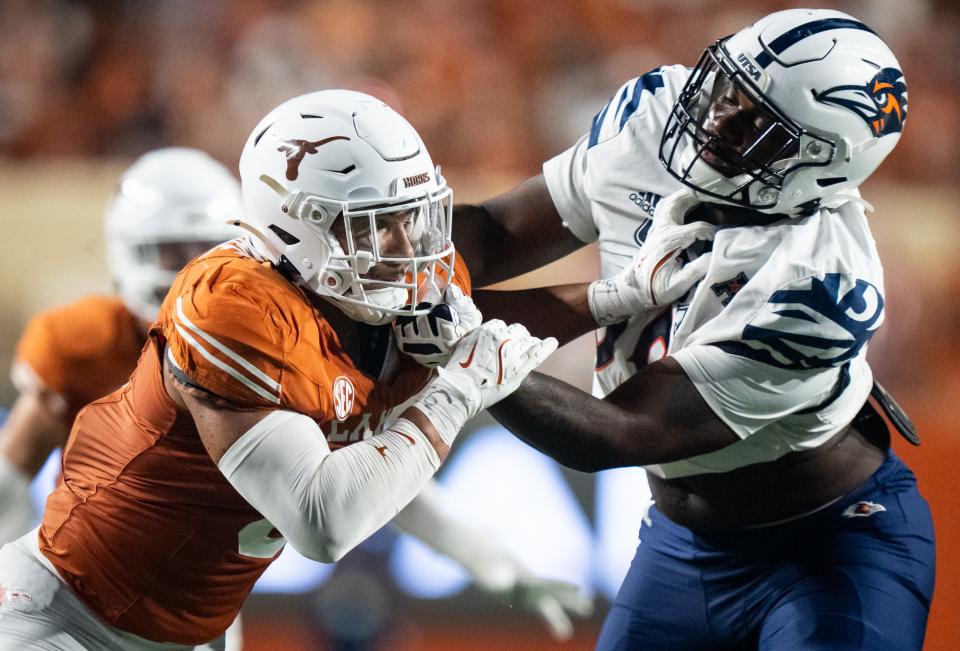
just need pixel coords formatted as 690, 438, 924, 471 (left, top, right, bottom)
318, 287, 408, 325
820, 191, 875, 213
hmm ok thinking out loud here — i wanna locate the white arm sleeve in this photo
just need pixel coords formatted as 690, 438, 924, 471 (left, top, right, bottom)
542, 134, 599, 243
393, 480, 521, 591
218, 410, 441, 563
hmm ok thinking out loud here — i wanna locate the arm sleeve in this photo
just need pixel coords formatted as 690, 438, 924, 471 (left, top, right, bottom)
218, 411, 441, 563
392, 480, 522, 591
671, 344, 841, 438
542, 134, 598, 244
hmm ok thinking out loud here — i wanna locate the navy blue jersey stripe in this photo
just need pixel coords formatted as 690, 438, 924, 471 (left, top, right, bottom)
612, 82, 632, 126
589, 69, 666, 148
755, 18, 877, 68
619, 70, 665, 129
588, 101, 613, 147
589, 82, 634, 148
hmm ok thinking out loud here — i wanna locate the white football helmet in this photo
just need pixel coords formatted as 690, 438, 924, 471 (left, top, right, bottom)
104, 148, 242, 323
237, 89, 454, 325
660, 9, 907, 216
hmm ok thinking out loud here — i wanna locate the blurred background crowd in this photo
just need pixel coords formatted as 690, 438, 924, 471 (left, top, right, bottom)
1, 0, 959, 649
3, 0, 959, 179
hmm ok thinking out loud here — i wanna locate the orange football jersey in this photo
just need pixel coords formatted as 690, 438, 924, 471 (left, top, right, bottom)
39, 241, 470, 644
13, 295, 146, 424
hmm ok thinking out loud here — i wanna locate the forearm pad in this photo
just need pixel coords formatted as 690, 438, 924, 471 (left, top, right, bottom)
219, 411, 441, 563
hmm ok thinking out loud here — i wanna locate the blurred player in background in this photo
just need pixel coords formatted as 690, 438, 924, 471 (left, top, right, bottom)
452, 8, 934, 650
0, 91, 587, 650
0, 147, 242, 545
0, 147, 245, 651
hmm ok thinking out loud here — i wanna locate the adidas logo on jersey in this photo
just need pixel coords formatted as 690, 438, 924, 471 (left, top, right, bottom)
628, 191, 661, 218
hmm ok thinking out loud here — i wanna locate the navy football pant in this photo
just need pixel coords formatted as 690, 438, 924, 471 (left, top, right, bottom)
596, 451, 935, 650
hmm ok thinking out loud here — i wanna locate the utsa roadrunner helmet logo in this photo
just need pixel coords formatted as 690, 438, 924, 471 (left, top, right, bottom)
277, 136, 351, 180
815, 67, 907, 137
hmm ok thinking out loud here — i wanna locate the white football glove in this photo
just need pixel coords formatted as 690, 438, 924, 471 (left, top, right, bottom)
412, 319, 558, 445
472, 560, 594, 640
588, 189, 716, 326
393, 285, 483, 367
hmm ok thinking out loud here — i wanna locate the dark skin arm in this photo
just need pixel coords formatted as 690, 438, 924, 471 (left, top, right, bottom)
453, 175, 585, 287
473, 283, 596, 345
491, 356, 888, 531
489, 357, 739, 472
452, 174, 598, 343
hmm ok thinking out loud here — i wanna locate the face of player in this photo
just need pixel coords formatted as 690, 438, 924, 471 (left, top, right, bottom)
698, 74, 796, 178
330, 209, 417, 287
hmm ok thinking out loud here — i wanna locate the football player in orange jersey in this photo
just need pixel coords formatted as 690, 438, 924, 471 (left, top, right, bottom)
0, 91, 588, 650
0, 147, 242, 546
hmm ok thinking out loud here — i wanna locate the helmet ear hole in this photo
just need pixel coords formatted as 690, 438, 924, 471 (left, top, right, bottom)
298, 198, 334, 228
321, 270, 345, 292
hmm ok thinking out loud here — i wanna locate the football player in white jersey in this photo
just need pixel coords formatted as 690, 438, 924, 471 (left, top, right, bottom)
443, 8, 934, 650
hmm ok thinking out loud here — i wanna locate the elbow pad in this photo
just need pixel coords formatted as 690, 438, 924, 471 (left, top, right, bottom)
219, 411, 440, 562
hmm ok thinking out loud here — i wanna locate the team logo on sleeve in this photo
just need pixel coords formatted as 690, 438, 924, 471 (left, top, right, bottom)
717, 273, 884, 369
332, 376, 356, 422
815, 67, 907, 137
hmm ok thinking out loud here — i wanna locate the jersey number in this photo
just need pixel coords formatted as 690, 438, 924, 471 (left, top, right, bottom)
238, 518, 287, 559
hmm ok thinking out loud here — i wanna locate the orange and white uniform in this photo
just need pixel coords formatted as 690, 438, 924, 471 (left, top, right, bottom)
13, 296, 145, 425
37, 242, 470, 645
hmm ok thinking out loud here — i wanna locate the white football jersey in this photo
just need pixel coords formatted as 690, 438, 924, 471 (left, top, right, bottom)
543, 67, 885, 478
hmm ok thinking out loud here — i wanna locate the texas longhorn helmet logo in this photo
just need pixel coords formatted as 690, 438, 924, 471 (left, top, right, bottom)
277, 136, 350, 181
814, 67, 907, 137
